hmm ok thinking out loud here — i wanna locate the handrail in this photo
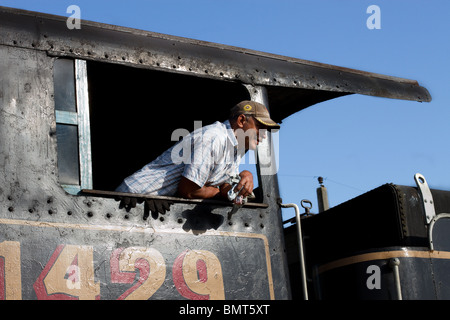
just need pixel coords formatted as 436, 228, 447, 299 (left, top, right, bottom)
81, 189, 269, 208
279, 202, 308, 300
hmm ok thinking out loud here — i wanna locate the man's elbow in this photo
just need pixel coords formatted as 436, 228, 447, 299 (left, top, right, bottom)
179, 189, 194, 199
177, 177, 198, 199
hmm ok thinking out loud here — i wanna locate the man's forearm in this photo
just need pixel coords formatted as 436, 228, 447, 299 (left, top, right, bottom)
178, 176, 223, 199
183, 185, 221, 199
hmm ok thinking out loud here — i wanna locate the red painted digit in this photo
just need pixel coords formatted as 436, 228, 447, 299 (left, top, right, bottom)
173, 250, 208, 300
33, 245, 73, 300
110, 248, 151, 300
110, 247, 165, 300
33, 245, 100, 300
173, 250, 225, 300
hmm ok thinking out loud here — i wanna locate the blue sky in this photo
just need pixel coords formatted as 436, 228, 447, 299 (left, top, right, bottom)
1, 0, 448, 222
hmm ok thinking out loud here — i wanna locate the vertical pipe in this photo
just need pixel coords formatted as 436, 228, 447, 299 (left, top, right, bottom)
280, 203, 308, 300
389, 258, 402, 300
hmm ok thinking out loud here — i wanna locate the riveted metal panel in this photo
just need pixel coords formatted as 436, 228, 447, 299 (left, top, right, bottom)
0, 43, 290, 300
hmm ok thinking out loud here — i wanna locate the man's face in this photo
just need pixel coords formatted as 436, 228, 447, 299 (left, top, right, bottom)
241, 115, 268, 151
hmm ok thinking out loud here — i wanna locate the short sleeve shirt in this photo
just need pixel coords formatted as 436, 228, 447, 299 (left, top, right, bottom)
115, 120, 242, 196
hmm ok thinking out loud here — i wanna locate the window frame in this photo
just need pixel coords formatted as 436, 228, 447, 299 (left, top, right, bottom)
54, 59, 93, 194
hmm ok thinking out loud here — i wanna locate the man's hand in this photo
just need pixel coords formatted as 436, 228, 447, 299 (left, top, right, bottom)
115, 195, 140, 211
144, 198, 173, 215
234, 170, 254, 198
115, 195, 173, 215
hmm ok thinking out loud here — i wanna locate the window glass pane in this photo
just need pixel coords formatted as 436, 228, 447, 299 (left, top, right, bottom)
56, 124, 80, 185
54, 59, 76, 112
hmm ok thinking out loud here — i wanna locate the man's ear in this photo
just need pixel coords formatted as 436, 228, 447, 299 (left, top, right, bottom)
236, 114, 246, 128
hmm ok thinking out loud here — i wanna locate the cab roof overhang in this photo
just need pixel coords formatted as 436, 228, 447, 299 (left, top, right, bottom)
0, 6, 431, 123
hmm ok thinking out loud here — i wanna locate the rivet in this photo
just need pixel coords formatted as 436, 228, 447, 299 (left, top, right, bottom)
8, 207, 14, 212
87, 211, 93, 217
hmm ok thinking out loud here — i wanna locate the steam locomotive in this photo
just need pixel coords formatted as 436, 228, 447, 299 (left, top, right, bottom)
1, 6, 442, 301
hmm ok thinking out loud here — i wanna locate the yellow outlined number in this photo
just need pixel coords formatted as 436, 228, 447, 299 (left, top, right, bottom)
0, 241, 225, 300
110, 247, 166, 300
33, 244, 100, 300
173, 249, 225, 300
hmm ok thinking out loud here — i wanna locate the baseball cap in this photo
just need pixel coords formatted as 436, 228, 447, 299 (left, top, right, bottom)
232, 100, 280, 129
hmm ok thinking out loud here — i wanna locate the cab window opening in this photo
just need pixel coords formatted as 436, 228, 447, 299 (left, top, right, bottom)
53, 58, 265, 203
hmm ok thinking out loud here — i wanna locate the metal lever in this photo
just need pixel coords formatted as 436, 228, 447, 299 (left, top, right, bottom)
414, 173, 436, 224
301, 199, 313, 216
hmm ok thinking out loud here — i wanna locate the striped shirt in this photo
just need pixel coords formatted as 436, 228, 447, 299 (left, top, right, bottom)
115, 120, 243, 196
